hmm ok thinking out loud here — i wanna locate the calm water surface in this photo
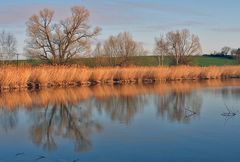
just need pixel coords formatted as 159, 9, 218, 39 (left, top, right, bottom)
0, 80, 240, 162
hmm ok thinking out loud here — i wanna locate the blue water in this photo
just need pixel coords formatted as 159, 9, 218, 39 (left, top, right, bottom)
0, 83, 240, 162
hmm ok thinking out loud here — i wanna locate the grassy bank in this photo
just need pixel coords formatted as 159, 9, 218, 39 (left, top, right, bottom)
0, 65, 239, 91
192, 56, 238, 66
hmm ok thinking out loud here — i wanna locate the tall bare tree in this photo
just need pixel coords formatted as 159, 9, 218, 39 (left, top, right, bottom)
26, 6, 101, 64
96, 32, 145, 66
0, 31, 17, 61
154, 36, 168, 66
155, 29, 202, 65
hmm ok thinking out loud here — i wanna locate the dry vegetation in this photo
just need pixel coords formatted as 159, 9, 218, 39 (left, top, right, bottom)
0, 65, 239, 90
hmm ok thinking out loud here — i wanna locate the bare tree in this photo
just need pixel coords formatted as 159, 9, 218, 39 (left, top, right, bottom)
154, 35, 168, 66
92, 42, 108, 66
155, 29, 202, 65
25, 6, 101, 64
100, 32, 145, 66
221, 46, 231, 55
0, 31, 17, 61
231, 48, 240, 63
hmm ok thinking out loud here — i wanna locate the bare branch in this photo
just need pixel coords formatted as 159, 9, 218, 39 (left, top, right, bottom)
155, 29, 201, 65
0, 30, 17, 60
100, 32, 145, 66
25, 6, 101, 64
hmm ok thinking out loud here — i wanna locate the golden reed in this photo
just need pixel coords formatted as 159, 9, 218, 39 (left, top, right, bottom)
0, 65, 239, 90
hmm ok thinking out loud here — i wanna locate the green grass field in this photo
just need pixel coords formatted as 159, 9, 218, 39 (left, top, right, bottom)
0, 56, 238, 67
192, 56, 238, 66
128, 56, 238, 66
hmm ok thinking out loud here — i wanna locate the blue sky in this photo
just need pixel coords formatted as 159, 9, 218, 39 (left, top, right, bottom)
0, 0, 240, 55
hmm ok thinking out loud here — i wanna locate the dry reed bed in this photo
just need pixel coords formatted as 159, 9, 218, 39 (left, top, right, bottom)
0, 79, 240, 110
0, 65, 240, 90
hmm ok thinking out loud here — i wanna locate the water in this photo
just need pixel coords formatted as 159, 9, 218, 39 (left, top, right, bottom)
0, 80, 240, 162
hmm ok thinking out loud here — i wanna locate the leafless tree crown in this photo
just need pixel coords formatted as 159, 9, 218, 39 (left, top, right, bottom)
94, 32, 145, 66
231, 48, 240, 63
155, 29, 202, 65
221, 46, 231, 55
154, 35, 168, 66
26, 6, 101, 64
0, 31, 17, 60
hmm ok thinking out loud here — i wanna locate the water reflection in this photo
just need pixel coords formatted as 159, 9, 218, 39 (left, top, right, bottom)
212, 87, 240, 100
94, 95, 147, 124
0, 109, 18, 132
28, 103, 102, 152
0, 79, 239, 154
155, 91, 202, 123
0, 79, 239, 110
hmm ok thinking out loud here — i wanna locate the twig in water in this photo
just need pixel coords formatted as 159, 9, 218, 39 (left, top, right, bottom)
221, 104, 238, 117
72, 158, 79, 162
16, 152, 24, 156
185, 107, 197, 118
35, 155, 46, 161
221, 104, 239, 125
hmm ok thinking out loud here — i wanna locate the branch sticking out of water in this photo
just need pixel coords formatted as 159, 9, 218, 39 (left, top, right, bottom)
15, 152, 24, 156
72, 158, 80, 162
221, 104, 238, 117
184, 107, 197, 118
35, 155, 46, 161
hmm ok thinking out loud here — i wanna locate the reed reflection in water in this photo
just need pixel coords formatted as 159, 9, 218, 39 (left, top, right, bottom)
0, 79, 239, 154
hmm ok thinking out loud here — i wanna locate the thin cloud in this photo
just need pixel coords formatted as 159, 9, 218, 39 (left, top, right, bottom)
84, 0, 208, 17
135, 21, 206, 32
0, 1, 208, 28
0, 4, 73, 26
124, 1, 208, 17
82, 0, 208, 27
211, 27, 240, 32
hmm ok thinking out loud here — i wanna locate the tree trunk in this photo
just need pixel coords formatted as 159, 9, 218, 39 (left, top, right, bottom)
157, 56, 161, 66
161, 54, 164, 66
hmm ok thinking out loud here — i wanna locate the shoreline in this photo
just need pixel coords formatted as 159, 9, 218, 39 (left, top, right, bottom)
0, 65, 239, 91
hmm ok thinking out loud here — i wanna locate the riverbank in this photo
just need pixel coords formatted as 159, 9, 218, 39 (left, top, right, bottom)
0, 65, 239, 91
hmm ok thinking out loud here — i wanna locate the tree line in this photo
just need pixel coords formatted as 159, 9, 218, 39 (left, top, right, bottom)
0, 6, 239, 65
206, 46, 240, 63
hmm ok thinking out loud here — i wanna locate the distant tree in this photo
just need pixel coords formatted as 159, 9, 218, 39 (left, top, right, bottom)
236, 49, 240, 63
155, 29, 202, 65
92, 42, 108, 66
231, 48, 240, 63
25, 6, 101, 65
0, 31, 17, 61
231, 49, 237, 56
97, 32, 145, 66
93, 42, 102, 57
154, 35, 168, 66
221, 46, 231, 55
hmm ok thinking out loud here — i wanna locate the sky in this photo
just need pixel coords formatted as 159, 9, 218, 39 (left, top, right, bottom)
0, 0, 240, 56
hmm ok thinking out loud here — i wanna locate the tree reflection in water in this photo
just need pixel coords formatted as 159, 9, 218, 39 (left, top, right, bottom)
28, 103, 103, 152
0, 109, 18, 132
155, 91, 202, 123
0, 80, 239, 153
94, 95, 147, 124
